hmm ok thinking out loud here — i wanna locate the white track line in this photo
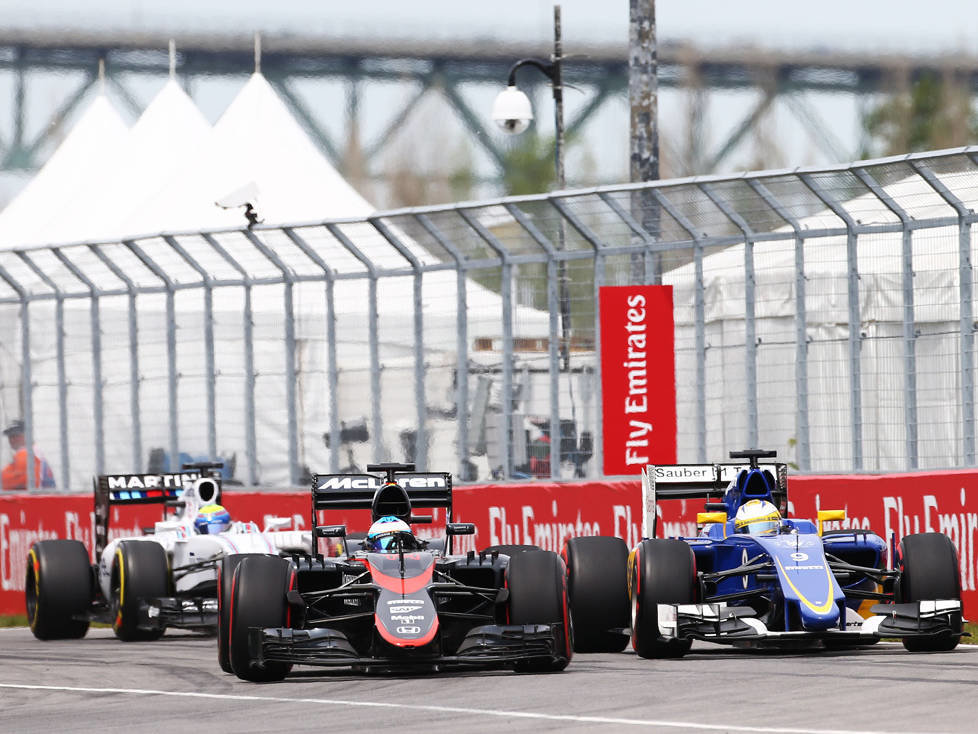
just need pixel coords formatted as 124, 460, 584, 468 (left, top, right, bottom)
0, 682, 946, 734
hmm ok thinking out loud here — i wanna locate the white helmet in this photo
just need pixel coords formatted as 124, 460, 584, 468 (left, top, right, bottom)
734, 499, 781, 535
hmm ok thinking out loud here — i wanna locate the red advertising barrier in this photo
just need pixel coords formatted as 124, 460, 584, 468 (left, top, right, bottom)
3, 471, 978, 618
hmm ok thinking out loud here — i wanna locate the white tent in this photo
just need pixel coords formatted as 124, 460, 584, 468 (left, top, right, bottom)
37, 79, 212, 245
0, 93, 129, 249
119, 72, 374, 236
665, 168, 973, 470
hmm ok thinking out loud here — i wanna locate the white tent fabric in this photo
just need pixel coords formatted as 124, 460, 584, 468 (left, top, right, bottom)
0, 93, 130, 249
119, 73, 374, 236
37, 79, 212, 246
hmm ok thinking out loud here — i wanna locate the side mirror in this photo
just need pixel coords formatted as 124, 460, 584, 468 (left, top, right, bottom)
696, 512, 727, 526
817, 509, 846, 536
314, 524, 347, 538
446, 523, 475, 536
264, 516, 291, 532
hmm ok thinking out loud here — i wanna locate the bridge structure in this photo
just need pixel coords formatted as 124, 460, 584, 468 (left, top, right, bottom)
2, 29, 977, 201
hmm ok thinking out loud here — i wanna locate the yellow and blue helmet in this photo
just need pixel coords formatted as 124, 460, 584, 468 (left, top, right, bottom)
734, 499, 781, 535
194, 504, 231, 535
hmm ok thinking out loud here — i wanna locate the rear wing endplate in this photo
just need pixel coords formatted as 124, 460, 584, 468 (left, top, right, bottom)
641, 461, 787, 538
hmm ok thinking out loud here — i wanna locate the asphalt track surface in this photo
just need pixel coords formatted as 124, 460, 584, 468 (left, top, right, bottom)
1, 627, 976, 734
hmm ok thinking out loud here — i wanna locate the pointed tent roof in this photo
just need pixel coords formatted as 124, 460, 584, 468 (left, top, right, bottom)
119, 73, 374, 236
0, 93, 129, 249
38, 78, 212, 245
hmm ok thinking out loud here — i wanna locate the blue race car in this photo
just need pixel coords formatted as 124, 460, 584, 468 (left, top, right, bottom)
563, 450, 964, 657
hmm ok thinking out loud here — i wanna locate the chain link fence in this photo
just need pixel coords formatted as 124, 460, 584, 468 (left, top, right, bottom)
2, 147, 978, 489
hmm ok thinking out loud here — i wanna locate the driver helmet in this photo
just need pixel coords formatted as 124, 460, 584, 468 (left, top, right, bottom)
194, 504, 232, 535
734, 499, 781, 535
366, 515, 412, 551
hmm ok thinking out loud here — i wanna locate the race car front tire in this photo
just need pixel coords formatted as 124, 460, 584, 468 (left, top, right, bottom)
898, 532, 962, 652
26, 540, 92, 640
562, 536, 629, 652
506, 549, 572, 672
111, 540, 169, 642
228, 555, 295, 682
631, 538, 697, 659
218, 554, 272, 674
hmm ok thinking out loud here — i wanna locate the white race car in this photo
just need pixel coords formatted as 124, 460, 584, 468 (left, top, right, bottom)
25, 464, 311, 642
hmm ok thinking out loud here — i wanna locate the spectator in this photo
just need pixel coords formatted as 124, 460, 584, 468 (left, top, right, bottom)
2, 419, 56, 490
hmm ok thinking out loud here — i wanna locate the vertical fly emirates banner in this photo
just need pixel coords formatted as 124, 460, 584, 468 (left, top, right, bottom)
599, 285, 676, 475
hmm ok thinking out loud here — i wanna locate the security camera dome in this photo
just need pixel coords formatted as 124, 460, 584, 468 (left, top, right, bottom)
491, 86, 533, 135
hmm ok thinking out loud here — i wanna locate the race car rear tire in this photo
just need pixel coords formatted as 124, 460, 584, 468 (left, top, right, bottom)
631, 538, 697, 659
218, 554, 271, 674
562, 536, 629, 652
506, 550, 572, 672
111, 540, 170, 642
25, 540, 92, 640
898, 532, 962, 652
228, 555, 295, 682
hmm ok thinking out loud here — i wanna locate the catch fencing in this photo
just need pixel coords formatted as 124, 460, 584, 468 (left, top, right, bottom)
2, 147, 978, 488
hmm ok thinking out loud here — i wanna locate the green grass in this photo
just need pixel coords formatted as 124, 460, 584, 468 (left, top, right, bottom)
0, 614, 27, 627
965, 621, 978, 644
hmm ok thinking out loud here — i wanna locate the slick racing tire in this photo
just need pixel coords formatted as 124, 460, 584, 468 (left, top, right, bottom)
562, 536, 629, 653
898, 532, 962, 652
111, 540, 169, 642
228, 555, 295, 682
506, 549, 572, 672
631, 538, 697, 659
26, 540, 92, 640
219, 554, 273, 674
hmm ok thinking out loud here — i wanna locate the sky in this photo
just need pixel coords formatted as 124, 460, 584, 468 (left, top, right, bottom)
2, 1, 977, 205
3, 0, 978, 55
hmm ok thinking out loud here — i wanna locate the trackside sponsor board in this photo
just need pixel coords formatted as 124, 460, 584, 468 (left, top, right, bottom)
599, 286, 676, 475
4, 471, 978, 617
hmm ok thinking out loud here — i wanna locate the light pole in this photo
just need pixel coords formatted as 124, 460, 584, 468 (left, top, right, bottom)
491, 4, 570, 372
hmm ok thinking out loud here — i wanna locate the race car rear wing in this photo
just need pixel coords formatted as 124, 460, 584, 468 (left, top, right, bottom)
93, 466, 222, 556
311, 463, 453, 554
642, 450, 787, 538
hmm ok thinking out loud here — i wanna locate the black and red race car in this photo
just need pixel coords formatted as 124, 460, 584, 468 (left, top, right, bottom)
220, 463, 571, 681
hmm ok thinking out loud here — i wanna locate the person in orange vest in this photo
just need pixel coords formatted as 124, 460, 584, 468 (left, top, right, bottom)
1, 419, 56, 490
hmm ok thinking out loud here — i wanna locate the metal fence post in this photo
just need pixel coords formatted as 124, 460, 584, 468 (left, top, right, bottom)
503, 203, 563, 479
458, 208, 514, 478
126, 241, 179, 473
746, 180, 811, 471
282, 227, 340, 473
651, 189, 707, 462
370, 217, 428, 469
798, 174, 864, 470
0, 265, 33, 486
912, 161, 976, 465
201, 233, 258, 484
327, 223, 386, 464
852, 167, 919, 470
164, 236, 218, 461
52, 249, 105, 476
700, 183, 758, 449
415, 214, 472, 481
243, 230, 300, 485
90, 247, 143, 473
16, 252, 72, 485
